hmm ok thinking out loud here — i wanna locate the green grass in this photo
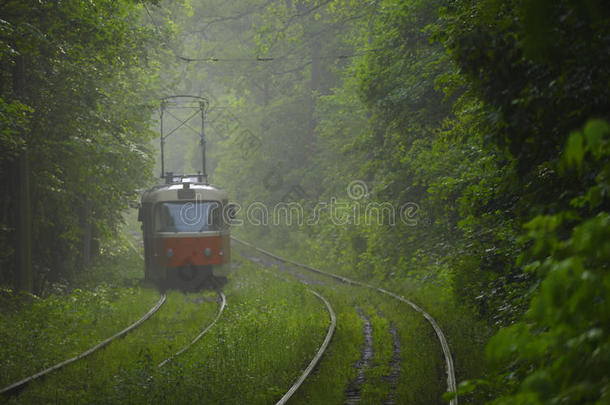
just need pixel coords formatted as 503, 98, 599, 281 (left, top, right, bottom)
9, 255, 330, 404
373, 293, 446, 404
358, 306, 394, 404
3, 228, 465, 404
287, 285, 445, 404
288, 289, 364, 404
12, 289, 220, 404
0, 215, 160, 397
389, 276, 493, 398
152, 259, 329, 404
0, 281, 159, 390
230, 242, 449, 403
233, 236, 490, 403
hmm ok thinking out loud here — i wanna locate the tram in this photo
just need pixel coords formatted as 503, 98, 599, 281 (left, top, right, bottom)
138, 174, 231, 289
137, 96, 232, 289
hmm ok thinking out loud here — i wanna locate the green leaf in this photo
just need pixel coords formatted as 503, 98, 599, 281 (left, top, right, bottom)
583, 119, 609, 158
564, 131, 584, 170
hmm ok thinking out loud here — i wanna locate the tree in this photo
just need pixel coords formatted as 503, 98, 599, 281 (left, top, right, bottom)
0, 0, 166, 291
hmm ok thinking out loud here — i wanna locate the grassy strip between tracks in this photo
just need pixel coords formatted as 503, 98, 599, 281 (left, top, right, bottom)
11, 254, 329, 404
235, 233, 491, 401
12, 288, 220, 404
287, 286, 446, 404
0, 242, 159, 390
232, 241, 447, 403
3, 238, 450, 404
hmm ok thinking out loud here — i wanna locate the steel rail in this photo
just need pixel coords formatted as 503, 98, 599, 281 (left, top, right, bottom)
0, 293, 167, 398
158, 291, 227, 368
231, 236, 458, 404
275, 289, 336, 405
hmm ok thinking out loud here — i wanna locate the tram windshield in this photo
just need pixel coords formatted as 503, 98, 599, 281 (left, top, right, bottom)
154, 201, 221, 232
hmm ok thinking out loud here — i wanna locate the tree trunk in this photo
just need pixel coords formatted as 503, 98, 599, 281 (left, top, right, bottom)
13, 54, 33, 293
310, 40, 320, 151
15, 147, 33, 292
79, 200, 92, 269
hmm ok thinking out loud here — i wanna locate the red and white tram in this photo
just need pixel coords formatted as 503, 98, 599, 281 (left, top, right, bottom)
138, 174, 231, 289
138, 96, 232, 289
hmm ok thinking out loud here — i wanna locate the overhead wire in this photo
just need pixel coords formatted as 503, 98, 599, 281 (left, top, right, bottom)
141, 1, 384, 67
176, 47, 384, 63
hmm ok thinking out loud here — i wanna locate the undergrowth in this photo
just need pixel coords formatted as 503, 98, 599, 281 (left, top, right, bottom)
232, 234, 490, 403
0, 234, 159, 391
11, 256, 329, 404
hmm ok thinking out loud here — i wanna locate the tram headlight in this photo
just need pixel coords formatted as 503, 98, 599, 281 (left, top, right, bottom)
219, 250, 224, 256
204, 247, 212, 257
166, 248, 174, 259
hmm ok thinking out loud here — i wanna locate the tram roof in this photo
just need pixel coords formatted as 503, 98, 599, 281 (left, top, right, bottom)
141, 182, 228, 203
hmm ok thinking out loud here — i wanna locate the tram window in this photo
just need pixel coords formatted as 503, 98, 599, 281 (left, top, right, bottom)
154, 201, 221, 232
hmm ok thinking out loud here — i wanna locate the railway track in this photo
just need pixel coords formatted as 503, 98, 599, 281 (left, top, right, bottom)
232, 236, 458, 405
158, 291, 227, 368
128, 234, 228, 369
2, 287, 228, 400
276, 289, 337, 405
2, 230, 229, 402
240, 246, 338, 404
3, 234, 455, 403
0, 292, 167, 398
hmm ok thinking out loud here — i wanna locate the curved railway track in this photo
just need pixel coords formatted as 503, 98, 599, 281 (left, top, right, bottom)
2, 235, 456, 403
0, 292, 167, 398
129, 234, 228, 369
232, 236, 458, 405
276, 289, 336, 405
158, 291, 227, 368
1, 235, 228, 400
1, 287, 228, 400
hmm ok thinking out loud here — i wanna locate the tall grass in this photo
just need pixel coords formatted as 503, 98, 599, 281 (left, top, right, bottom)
287, 286, 446, 404
11, 289, 220, 404
233, 235, 491, 400
0, 269, 159, 389
5, 228, 463, 404
12, 257, 329, 404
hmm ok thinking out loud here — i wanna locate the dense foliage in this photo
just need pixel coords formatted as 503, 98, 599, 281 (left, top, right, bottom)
2, 0, 608, 402
485, 120, 610, 404
166, 0, 609, 402
0, 0, 169, 291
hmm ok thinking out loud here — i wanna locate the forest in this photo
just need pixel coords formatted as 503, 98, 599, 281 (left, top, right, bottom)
1, 0, 609, 403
